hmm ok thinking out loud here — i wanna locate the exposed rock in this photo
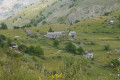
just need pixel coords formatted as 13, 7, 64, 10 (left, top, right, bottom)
114, 49, 120, 52
0, 0, 38, 19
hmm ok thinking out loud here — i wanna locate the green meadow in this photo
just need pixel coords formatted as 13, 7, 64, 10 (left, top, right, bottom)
0, 15, 120, 80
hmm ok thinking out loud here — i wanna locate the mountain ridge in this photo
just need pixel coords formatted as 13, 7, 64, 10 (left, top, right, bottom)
2, 0, 120, 28
0, 0, 38, 19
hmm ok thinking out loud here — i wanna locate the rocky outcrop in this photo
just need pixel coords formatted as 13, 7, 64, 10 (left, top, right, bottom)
0, 0, 38, 19
2, 0, 120, 28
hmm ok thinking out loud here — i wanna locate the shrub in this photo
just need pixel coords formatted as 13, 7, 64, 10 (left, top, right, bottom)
30, 34, 38, 38
89, 42, 96, 45
34, 46, 44, 55
118, 24, 120, 28
104, 44, 110, 51
65, 42, 76, 54
7, 38, 12, 46
48, 27, 54, 32
103, 12, 111, 16
53, 39, 59, 47
42, 21, 46, 25
18, 45, 27, 52
14, 26, 21, 29
118, 15, 120, 21
77, 47, 84, 55
75, 20, 80, 23
0, 34, 6, 41
111, 59, 120, 68
26, 46, 44, 56
69, 4, 74, 8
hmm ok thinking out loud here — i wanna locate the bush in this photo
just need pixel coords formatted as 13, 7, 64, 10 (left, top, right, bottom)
118, 15, 120, 21
14, 26, 21, 29
0, 34, 6, 41
104, 44, 110, 51
30, 34, 38, 38
77, 47, 84, 55
34, 46, 44, 55
75, 20, 80, 23
26, 46, 44, 56
111, 59, 120, 68
65, 42, 76, 54
69, 4, 74, 8
42, 21, 46, 25
103, 12, 111, 16
48, 27, 54, 32
26, 46, 34, 53
53, 39, 59, 47
118, 24, 120, 28
18, 45, 27, 52
89, 42, 96, 45
7, 38, 12, 46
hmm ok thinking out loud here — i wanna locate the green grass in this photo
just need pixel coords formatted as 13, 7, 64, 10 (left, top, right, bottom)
0, 14, 120, 79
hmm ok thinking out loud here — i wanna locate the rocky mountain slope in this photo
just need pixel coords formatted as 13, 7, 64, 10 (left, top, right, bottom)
2, 0, 120, 28
0, 0, 38, 19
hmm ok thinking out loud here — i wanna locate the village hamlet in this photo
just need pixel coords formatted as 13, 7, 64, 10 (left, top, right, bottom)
44, 29, 77, 39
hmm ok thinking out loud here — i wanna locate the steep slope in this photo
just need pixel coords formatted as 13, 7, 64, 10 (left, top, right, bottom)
44, 0, 120, 24
3, 0, 120, 28
3, 0, 58, 28
0, 0, 38, 19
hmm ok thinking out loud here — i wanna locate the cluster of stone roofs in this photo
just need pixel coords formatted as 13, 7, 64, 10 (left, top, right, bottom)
44, 31, 77, 39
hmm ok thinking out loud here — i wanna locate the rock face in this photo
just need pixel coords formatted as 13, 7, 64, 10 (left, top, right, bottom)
41, 0, 120, 25
2, 0, 120, 28
0, 0, 38, 19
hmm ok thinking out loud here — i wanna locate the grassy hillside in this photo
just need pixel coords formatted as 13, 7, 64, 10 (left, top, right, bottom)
3, 0, 58, 29
3, 0, 120, 28
0, 14, 120, 80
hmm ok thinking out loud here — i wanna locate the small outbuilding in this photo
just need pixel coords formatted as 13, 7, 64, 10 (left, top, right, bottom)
69, 31, 77, 39
10, 43, 18, 49
10, 43, 20, 53
109, 20, 114, 25
44, 32, 62, 39
83, 50, 93, 59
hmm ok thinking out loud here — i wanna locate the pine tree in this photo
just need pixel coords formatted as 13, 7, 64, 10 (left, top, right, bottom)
48, 27, 54, 32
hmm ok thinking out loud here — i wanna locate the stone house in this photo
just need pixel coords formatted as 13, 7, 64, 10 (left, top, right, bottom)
69, 31, 76, 39
83, 50, 93, 59
44, 32, 62, 39
10, 43, 18, 49
109, 20, 114, 25
10, 43, 20, 53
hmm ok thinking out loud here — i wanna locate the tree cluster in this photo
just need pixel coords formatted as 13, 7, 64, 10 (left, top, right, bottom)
65, 42, 84, 55
18, 45, 44, 56
0, 23, 8, 29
